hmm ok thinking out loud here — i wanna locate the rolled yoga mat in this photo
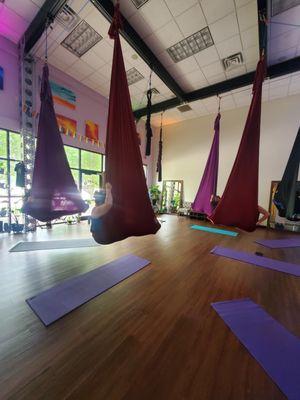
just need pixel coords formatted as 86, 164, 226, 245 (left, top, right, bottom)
211, 299, 300, 400
26, 254, 150, 326
10, 238, 99, 252
211, 246, 300, 277
256, 238, 300, 249
191, 225, 238, 237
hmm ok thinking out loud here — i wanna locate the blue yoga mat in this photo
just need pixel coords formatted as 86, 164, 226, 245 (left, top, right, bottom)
26, 254, 150, 326
211, 246, 300, 276
191, 225, 238, 237
212, 299, 300, 400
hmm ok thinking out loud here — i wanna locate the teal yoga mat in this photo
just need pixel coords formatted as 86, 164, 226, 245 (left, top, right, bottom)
191, 225, 238, 237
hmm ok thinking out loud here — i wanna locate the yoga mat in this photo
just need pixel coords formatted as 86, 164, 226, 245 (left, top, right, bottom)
211, 246, 300, 277
211, 299, 300, 400
26, 254, 150, 326
256, 238, 300, 249
191, 225, 238, 237
10, 238, 99, 252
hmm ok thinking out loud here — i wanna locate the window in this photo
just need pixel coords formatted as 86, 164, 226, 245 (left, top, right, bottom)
64, 145, 104, 216
0, 129, 24, 231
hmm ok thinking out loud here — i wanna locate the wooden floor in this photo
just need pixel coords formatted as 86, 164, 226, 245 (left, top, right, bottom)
0, 215, 300, 400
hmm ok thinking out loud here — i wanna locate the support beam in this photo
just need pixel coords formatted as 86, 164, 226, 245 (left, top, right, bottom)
134, 56, 300, 118
91, 0, 185, 102
24, 0, 68, 54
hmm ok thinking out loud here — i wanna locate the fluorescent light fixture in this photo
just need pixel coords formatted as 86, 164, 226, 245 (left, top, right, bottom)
126, 68, 144, 85
167, 27, 214, 63
61, 20, 103, 57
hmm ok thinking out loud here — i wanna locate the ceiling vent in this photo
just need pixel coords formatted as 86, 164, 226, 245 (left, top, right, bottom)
126, 68, 144, 85
167, 27, 214, 63
56, 4, 80, 31
222, 52, 244, 71
131, 0, 149, 9
177, 104, 192, 113
61, 20, 103, 57
144, 88, 160, 95
271, 0, 300, 16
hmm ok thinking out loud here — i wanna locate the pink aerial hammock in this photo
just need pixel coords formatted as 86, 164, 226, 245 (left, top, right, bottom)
92, 3, 160, 244
22, 62, 88, 221
192, 111, 221, 215
210, 57, 266, 232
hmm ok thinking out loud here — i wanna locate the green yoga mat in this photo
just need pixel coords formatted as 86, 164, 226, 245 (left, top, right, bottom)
191, 225, 238, 237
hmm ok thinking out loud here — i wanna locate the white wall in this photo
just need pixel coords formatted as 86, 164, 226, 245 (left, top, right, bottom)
161, 94, 300, 210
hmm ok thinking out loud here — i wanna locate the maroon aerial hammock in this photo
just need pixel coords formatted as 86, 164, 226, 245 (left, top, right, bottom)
22, 63, 88, 222
192, 112, 220, 215
91, 3, 160, 244
210, 57, 266, 232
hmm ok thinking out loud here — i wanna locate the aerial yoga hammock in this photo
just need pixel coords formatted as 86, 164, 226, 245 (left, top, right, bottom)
192, 106, 221, 216
22, 28, 88, 221
273, 126, 300, 221
91, 3, 160, 244
210, 56, 266, 232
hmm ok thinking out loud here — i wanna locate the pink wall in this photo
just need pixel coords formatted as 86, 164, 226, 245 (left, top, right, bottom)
0, 35, 20, 132
37, 60, 156, 184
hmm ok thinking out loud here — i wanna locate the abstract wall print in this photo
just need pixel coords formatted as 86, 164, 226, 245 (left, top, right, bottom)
50, 80, 76, 110
56, 114, 77, 136
85, 120, 99, 141
0, 66, 3, 90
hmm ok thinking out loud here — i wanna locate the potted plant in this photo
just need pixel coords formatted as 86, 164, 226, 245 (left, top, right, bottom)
149, 185, 161, 206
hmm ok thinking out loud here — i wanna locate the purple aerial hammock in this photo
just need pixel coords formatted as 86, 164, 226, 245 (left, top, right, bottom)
22, 22, 88, 221
192, 96, 221, 216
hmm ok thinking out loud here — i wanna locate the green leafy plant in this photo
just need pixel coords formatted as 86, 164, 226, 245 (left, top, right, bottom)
149, 185, 161, 205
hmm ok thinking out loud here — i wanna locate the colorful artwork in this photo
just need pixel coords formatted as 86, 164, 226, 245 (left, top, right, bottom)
85, 120, 99, 141
50, 80, 76, 110
0, 66, 3, 90
56, 114, 77, 136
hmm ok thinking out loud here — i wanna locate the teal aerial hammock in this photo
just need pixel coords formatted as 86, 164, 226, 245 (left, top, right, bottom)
274, 126, 300, 221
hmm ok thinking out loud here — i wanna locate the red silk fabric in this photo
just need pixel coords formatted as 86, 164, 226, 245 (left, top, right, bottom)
92, 5, 160, 244
210, 58, 266, 232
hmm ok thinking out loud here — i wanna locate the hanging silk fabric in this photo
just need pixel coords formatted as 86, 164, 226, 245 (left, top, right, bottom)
210, 57, 266, 232
22, 63, 88, 221
156, 113, 163, 182
92, 4, 160, 244
192, 111, 221, 215
274, 126, 300, 220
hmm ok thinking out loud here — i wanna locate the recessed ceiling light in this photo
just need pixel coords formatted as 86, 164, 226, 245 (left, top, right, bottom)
131, 0, 149, 9
61, 20, 103, 57
56, 5, 80, 31
177, 104, 192, 112
222, 52, 244, 71
167, 27, 214, 63
126, 68, 144, 85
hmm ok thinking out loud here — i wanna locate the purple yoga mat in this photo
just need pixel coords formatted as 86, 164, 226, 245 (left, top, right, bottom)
211, 246, 300, 277
212, 299, 300, 400
26, 254, 150, 326
256, 238, 300, 249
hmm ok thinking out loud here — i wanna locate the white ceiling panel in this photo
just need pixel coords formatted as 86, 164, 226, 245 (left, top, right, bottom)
194, 46, 220, 68
209, 13, 239, 44
215, 35, 243, 59
175, 3, 207, 37
164, 0, 198, 18
200, 0, 235, 24
237, 1, 258, 31
139, 0, 173, 31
